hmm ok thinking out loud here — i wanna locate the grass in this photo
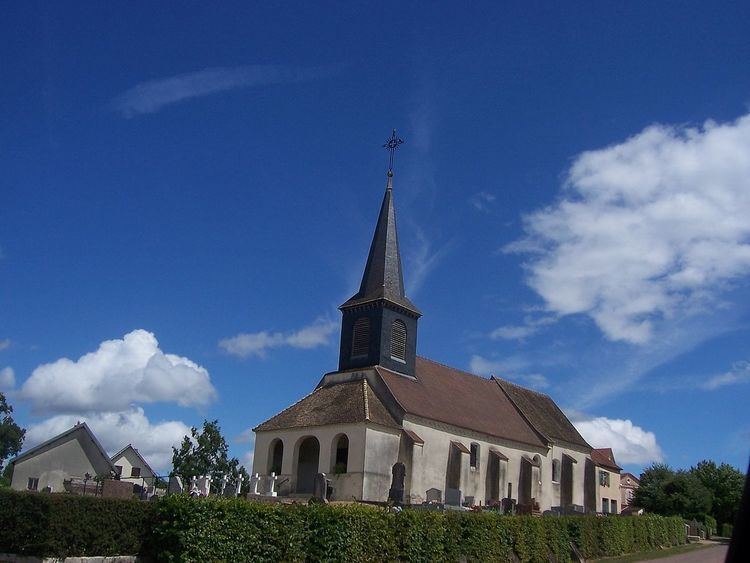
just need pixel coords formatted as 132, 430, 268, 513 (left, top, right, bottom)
592, 542, 719, 562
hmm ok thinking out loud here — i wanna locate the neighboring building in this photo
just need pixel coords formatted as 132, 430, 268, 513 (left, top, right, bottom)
111, 444, 157, 489
620, 471, 640, 511
591, 447, 622, 514
252, 160, 600, 511
8, 422, 116, 493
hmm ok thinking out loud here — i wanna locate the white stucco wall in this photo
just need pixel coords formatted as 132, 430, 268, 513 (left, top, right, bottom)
112, 448, 155, 485
362, 425, 401, 501
253, 423, 367, 499
11, 437, 100, 493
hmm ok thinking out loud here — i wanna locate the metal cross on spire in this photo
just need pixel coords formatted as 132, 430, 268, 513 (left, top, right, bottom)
383, 129, 404, 176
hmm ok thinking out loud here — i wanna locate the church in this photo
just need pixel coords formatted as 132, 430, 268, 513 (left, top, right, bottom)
252, 138, 597, 512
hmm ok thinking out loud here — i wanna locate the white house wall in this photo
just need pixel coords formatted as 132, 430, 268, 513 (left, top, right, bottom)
112, 448, 155, 485
362, 425, 401, 501
11, 436, 101, 493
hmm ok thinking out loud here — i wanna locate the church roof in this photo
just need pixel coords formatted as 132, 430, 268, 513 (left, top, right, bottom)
340, 175, 420, 315
254, 379, 399, 432
494, 379, 591, 450
376, 357, 547, 448
591, 447, 622, 471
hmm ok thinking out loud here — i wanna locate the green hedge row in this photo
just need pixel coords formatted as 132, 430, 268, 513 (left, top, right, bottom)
0, 489, 154, 557
148, 495, 686, 562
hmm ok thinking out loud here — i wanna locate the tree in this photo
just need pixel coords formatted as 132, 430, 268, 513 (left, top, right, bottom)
171, 419, 249, 494
634, 463, 712, 520
0, 392, 25, 476
691, 460, 744, 528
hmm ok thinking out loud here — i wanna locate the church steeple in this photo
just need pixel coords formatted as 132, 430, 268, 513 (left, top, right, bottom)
338, 131, 421, 377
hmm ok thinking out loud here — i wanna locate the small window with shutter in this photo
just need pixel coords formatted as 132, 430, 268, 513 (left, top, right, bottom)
351, 318, 370, 358
391, 320, 406, 362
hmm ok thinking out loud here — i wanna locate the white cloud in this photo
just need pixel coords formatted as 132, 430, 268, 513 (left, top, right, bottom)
113, 65, 336, 117
219, 317, 336, 359
0, 366, 14, 389
235, 429, 256, 471
404, 226, 454, 297
702, 360, 750, 390
469, 355, 549, 389
572, 415, 664, 466
0, 339, 10, 351
25, 407, 189, 474
468, 191, 496, 212
489, 315, 557, 341
235, 428, 255, 445
20, 329, 216, 414
507, 112, 750, 344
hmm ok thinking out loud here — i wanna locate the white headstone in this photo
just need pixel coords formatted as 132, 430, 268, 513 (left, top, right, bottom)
197, 475, 212, 497
266, 472, 278, 497
234, 474, 244, 497
220, 474, 230, 495
249, 473, 261, 495
189, 476, 199, 497
168, 475, 184, 495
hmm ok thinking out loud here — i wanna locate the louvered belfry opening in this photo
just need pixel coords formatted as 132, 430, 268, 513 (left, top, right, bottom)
351, 318, 370, 358
390, 319, 407, 362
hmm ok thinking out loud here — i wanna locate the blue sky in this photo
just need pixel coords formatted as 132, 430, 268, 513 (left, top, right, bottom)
2, 2, 749, 474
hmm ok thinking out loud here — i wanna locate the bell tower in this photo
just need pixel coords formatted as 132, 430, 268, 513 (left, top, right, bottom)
338, 131, 421, 377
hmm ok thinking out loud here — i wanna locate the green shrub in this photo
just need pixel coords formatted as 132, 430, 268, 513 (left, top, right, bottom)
0, 488, 153, 557
0, 489, 688, 562
721, 523, 733, 538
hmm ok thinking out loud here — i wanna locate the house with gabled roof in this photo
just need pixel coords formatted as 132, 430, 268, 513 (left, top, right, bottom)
9, 422, 116, 493
252, 152, 598, 511
111, 444, 157, 487
591, 447, 622, 513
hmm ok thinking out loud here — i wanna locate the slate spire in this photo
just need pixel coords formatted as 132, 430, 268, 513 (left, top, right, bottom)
338, 161, 421, 377
340, 172, 420, 314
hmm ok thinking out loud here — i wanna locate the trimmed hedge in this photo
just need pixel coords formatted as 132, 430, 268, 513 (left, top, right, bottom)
147, 496, 686, 562
0, 488, 154, 557
0, 490, 686, 561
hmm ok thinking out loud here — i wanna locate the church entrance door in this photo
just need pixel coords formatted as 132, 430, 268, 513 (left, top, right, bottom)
518, 457, 532, 506
295, 437, 320, 494
561, 454, 574, 509
486, 452, 500, 503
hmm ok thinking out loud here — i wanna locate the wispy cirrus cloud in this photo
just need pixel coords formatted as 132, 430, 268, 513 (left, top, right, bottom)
219, 317, 336, 359
702, 359, 750, 390
468, 354, 549, 389
113, 65, 337, 117
468, 191, 496, 212
0, 367, 14, 390
506, 112, 750, 344
489, 315, 556, 341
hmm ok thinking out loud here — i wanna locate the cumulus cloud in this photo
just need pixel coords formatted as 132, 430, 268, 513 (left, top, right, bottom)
468, 191, 496, 212
20, 329, 217, 414
507, 113, 750, 344
113, 65, 336, 117
0, 367, 14, 389
235, 429, 256, 470
702, 359, 750, 390
0, 339, 10, 351
219, 318, 336, 359
572, 414, 664, 465
469, 355, 549, 389
25, 407, 189, 473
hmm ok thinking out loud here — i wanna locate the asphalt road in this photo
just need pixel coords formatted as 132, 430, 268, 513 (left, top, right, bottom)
648, 544, 727, 563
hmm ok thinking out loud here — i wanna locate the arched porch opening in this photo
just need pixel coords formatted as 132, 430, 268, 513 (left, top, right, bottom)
332, 434, 349, 474
268, 438, 283, 475
295, 436, 320, 494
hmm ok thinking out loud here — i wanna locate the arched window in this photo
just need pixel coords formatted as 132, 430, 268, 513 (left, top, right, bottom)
333, 434, 349, 474
470, 443, 479, 470
391, 320, 407, 362
552, 459, 561, 483
269, 439, 284, 475
351, 318, 369, 358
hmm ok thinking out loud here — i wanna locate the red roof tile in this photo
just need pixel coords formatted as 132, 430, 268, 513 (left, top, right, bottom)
591, 447, 622, 471
376, 357, 546, 448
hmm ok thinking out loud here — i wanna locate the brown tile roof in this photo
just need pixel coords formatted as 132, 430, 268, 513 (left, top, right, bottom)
591, 447, 622, 471
376, 357, 547, 448
494, 379, 591, 450
254, 380, 399, 432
